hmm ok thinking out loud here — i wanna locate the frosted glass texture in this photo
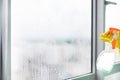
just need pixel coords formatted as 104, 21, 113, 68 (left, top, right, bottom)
105, 0, 120, 62
11, 0, 92, 80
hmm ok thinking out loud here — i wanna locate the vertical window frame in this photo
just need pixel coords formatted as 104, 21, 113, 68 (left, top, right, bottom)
0, 0, 2, 80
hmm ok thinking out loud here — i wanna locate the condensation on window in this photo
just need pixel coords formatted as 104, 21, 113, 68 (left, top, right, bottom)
11, 0, 91, 80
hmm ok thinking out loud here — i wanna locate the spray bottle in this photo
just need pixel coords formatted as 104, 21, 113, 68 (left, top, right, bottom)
97, 27, 120, 72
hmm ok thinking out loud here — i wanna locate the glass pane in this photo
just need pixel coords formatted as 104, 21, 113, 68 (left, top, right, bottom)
11, 0, 92, 80
105, 0, 120, 62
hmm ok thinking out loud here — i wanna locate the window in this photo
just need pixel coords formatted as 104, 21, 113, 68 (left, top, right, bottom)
11, 0, 92, 80
105, 0, 120, 62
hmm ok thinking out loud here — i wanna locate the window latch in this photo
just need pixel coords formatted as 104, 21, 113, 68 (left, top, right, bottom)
105, 1, 117, 5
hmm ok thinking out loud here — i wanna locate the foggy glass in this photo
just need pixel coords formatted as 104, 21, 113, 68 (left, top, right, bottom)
11, 0, 92, 80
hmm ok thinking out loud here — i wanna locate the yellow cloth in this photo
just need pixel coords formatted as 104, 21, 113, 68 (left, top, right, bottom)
100, 31, 113, 43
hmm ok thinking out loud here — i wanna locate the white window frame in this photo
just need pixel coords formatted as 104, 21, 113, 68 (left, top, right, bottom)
1, 0, 106, 80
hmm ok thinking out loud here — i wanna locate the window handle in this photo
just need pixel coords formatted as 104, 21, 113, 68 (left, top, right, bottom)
105, 1, 117, 5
